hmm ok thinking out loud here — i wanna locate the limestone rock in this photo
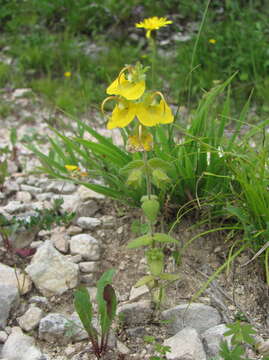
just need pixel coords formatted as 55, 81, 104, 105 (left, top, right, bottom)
76, 217, 101, 229
161, 303, 221, 335
2, 326, 43, 360
17, 306, 43, 332
202, 324, 232, 358
117, 301, 153, 326
163, 327, 206, 360
78, 185, 105, 200
70, 234, 101, 260
0, 285, 19, 329
25, 241, 79, 296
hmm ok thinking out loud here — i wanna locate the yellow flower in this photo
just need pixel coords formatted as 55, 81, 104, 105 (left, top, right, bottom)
65, 165, 79, 171
135, 92, 174, 127
209, 39, 217, 44
105, 98, 137, 130
135, 17, 173, 39
103, 92, 174, 129
127, 127, 153, 152
106, 63, 147, 100
64, 71, 72, 77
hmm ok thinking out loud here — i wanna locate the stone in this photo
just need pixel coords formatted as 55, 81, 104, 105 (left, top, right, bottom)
66, 226, 82, 235
163, 327, 206, 360
100, 215, 115, 228
17, 306, 43, 332
80, 274, 95, 285
0, 285, 19, 329
53, 194, 81, 213
16, 191, 32, 202
25, 241, 79, 296
76, 200, 99, 217
13, 88, 31, 98
51, 232, 69, 253
39, 312, 88, 344
10, 227, 38, 249
129, 285, 149, 301
161, 303, 221, 335
38, 313, 70, 344
46, 181, 76, 194
70, 234, 101, 260
4, 201, 28, 214
76, 216, 101, 229
0, 263, 32, 296
0, 331, 8, 343
79, 261, 98, 273
125, 326, 146, 338
202, 324, 232, 358
29, 296, 50, 310
117, 340, 131, 354
2, 326, 43, 360
78, 185, 105, 200
20, 184, 42, 195
117, 301, 153, 327
257, 339, 269, 356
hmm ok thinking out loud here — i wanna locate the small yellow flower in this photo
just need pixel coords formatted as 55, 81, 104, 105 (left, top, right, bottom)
65, 165, 78, 171
127, 127, 153, 152
64, 71, 72, 77
209, 39, 217, 44
135, 17, 173, 39
106, 63, 147, 100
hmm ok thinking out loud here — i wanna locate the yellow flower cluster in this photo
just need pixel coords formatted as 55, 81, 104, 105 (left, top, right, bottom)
102, 63, 174, 130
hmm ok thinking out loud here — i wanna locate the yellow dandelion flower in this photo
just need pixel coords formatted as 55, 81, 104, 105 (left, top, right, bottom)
64, 71, 72, 77
135, 17, 173, 39
65, 165, 79, 171
209, 39, 217, 44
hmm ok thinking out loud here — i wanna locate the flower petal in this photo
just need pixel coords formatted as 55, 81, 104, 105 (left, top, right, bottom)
106, 75, 145, 100
107, 101, 136, 129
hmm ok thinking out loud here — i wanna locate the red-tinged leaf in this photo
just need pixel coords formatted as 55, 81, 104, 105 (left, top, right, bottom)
14, 248, 36, 257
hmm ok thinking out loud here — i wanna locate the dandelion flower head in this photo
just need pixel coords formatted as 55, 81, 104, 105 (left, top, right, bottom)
135, 17, 173, 38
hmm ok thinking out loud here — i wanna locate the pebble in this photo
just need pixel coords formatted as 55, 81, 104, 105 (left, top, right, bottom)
79, 261, 98, 273
76, 216, 101, 229
70, 234, 101, 260
16, 191, 32, 202
17, 306, 43, 332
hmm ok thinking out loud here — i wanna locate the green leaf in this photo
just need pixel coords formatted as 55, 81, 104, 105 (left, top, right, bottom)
127, 235, 153, 249
148, 157, 171, 171
158, 273, 180, 281
120, 160, 144, 176
96, 269, 117, 337
219, 341, 245, 360
224, 321, 256, 346
74, 287, 96, 338
134, 275, 154, 287
153, 233, 178, 244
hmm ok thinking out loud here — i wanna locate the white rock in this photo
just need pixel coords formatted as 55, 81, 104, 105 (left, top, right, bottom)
16, 191, 32, 202
164, 327, 206, 360
25, 241, 79, 296
257, 339, 269, 356
161, 303, 221, 335
0, 263, 32, 296
117, 301, 153, 326
4, 201, 29, 214
53, 194, 81, 213
79, 261, 98, 273
129, 285, 149, 301
17, 306, 43, 332
76, 216, 101, 229
20, 184, 42, 195
0, 285, 19, 329
202, 324, 232, 358
78, 185, 105, 200
70, 234, 101, 260
2, 326, 43, 360
100, 215, 115, 228
13, 88, 32, 98
0, 330, 8, 343
51, 232, 69, 253
46, 181, 76, 194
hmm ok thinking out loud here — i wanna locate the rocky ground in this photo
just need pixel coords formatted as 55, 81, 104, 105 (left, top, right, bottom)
0, 89, 268, 360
